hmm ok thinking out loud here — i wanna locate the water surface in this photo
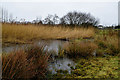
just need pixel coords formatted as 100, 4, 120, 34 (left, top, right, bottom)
2, 40, 75, 74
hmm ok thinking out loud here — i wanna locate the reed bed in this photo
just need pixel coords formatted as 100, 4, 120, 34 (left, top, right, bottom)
2, 23, 95, 44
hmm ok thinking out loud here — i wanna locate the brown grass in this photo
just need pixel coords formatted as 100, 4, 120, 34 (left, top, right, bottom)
2, 23, 95, 44
2, 51, 32, 78
2, 45, 49, 79
64, 41, 98, 58
95, 31, 119, 55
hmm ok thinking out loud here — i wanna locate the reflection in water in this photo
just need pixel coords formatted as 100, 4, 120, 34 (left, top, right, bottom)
48, 57, 76, 74
2, 40, 75, 74
2, 44, 28, 53
2, 40, 68, 53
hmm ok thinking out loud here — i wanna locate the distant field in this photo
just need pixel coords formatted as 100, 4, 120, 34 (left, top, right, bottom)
2, 23, 95, 45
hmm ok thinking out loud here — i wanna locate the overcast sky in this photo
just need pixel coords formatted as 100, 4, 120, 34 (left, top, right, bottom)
1, 0, 119, 26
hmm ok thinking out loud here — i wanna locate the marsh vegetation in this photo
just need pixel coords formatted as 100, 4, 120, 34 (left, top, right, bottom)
2, 23, 119, 79
1, 11, 119, 79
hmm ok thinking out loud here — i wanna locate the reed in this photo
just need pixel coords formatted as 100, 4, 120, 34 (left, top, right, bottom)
2, 23, 95, 45
2, 45, 49, 79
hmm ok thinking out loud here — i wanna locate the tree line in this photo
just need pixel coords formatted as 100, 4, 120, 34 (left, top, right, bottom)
34, 11, 99, 27
1, 9, 99, 27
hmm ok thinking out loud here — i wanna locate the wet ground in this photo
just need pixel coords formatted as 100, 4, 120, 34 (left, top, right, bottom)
2, 40, 76, 74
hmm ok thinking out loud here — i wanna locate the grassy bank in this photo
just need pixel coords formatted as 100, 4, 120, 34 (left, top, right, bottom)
2, 23, 95, 45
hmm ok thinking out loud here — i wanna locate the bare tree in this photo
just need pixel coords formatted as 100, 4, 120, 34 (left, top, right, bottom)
43, 14, 60, 25
35, 16, 42, 25
4, 9, 8, 22
19, 18, 26, 24
43, 14, 53, 25
9, 13, 13, 23
1, 8, 9, 23
60, 11, 99, 27
53, 14, 59, 25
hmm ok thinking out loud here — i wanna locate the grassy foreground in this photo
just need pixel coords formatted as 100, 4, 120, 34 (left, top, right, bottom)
2, 44, 119, 79
2, 23, 95, 45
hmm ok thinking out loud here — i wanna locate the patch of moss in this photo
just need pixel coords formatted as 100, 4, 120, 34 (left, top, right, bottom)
51, 56, 118, 79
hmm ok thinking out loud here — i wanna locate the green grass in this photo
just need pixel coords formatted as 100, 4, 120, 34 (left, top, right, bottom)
73, 56, 118, 78
52, 56, 119, 78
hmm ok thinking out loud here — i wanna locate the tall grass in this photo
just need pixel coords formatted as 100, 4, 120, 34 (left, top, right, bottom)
2, 51, 31, 78
2, 23, 95, 44
64, 41, 98, 58
2, 45, 49, 79
95, 32, 119, 56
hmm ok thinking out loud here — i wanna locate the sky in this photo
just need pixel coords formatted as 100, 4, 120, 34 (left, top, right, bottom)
0, 0, 119, 26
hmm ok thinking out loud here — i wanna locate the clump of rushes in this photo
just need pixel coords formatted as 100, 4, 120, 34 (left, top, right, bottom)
64, 41, 98, 58
2, 45, 49, 79
2, 51, 31, 79
58, 45, 65, 58
25, 45, 49, 78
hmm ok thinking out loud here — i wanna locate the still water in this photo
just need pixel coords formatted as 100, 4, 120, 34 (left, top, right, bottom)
2, 40, 76, 74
